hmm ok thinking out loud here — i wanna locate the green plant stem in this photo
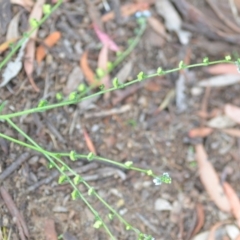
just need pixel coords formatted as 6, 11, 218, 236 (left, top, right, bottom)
6, 118, 116, 239
0, 59, 234, 119
0, 0, 63, 70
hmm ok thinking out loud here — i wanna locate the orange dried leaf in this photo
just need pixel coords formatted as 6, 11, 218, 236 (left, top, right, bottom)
0, 38, 18, 54
36, 31, 61, 63
188, 128, 213, 138
83, 128, 96, 155
101, 3, 149, 22
224, 104, 240, 124
80, 51, 98, 86
195, 144, 230, 213
223, 182, 240, 228
191, 203, 205, 238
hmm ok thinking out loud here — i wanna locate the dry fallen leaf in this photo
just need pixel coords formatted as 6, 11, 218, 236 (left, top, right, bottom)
195, 144, 230, 213
97, 44, 109, 88
6, 11, 21, 40
101, 3, 150, 22
93, 24, 119, 52
188, 128, 213, 138
80, 51, 97, 86
147, 16, 168, 40
36, 31, 61, 63
24, 0, 46, 92
24, 39, 40, 92
11, 0, 33, 11
221, 128, 240, 138
198, 74, 240, 87
207, 115, 236, 129
0, 38, 18, 54
154, 198, 172, 211
208, 220, 231, 240
1, 39, 27, 87
63, 66, 84, 95
155, 0, 191, 45
223, 182, 240, 227
191, 204, 205, 238
224, 104, 240, 124
44, 219, 58, 240
206, 64, 238, 75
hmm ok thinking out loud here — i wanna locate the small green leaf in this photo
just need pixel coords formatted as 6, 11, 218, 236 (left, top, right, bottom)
99, 84, 105, 91
124, 161, 133, 168
179, 60, 185, 69
37, 99, 48, 109
43, 4, 51, 14
225, 55, 231, 61
29, 18, 39, 28
48, 162, 54, 169
137, 71, 145, 81
203, 57, 209, 65
112, 77, 119, 88
88, 187, 95, 196
87, 152, 94, 161
60, 166, 67, 171
73, 175, 82, 185
56, 92, 63, 101
71, 189, 79, 200
58, 175, 67, 184
93, 220, 102, 229
78, 83, 86, 92
70, 150, 77, 161
107, 61, 113, 71
157, 67, 163, 75
68, 91, 77, 100
147, 170, 153, 176
108, 213, 114, 220
126, 225, 132, 230
96, 68, 105, 78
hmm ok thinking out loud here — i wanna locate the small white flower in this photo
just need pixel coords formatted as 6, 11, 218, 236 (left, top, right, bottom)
153, 178, 162, 186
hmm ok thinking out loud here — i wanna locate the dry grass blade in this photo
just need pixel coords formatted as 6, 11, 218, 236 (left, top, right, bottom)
191, 203, 205, 238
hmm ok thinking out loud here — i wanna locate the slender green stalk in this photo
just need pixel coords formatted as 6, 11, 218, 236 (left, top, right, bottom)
0, 0, 63, 70
0, 59, 234, 119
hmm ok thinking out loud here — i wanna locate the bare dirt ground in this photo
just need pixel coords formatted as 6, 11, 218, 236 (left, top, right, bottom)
1, 0, 240, 239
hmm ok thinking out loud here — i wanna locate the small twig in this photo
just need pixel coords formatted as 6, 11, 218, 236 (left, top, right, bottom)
0, 153, 30, 183
0, 187, 29, 240
84, 104, 131, 118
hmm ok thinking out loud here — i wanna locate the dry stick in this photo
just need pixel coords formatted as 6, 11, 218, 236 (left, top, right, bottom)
0, 152, 30, 183
200, 85, 211, 127
206, 0, 240, 33
0, 187, 29, 240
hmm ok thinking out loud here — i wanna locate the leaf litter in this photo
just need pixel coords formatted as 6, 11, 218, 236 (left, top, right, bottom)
3, 0, 240, 239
